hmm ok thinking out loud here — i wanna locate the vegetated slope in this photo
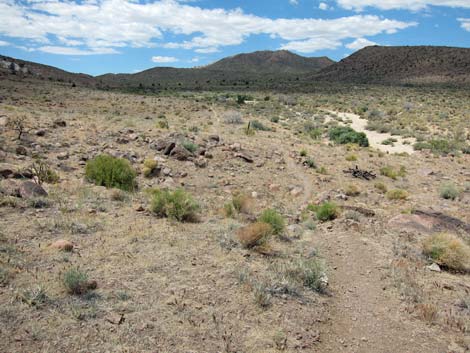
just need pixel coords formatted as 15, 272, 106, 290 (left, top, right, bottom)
315, 46, 470, 85
97, 50, 334, 90
205, 50, 334, 74
0, 55, 95, 86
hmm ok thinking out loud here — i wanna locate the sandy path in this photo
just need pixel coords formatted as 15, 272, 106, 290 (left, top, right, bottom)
286, 154, 448, 353
325, 110, 416, 154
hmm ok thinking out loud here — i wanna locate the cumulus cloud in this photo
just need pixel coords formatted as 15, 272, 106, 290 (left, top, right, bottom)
319, 3, 329, 10
458, 18, 470, 31
0, 40, 10, 46
289, 0, 299, 5
346, 37, 377, 50
0, 0, 416, 54
151, 56, 178, 63
334, 0, 470, 11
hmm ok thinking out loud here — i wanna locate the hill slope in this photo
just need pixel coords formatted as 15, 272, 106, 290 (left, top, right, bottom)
315, 46, 470, 85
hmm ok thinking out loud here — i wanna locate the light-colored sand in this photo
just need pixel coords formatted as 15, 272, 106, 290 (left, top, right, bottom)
326, 110, 416, 154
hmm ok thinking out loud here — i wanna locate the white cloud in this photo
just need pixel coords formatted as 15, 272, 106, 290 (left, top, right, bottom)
289, 0, 299, 5
151, 56, 178, 63
319, 3, 329, 10
0, 0, 416, 55
335, 0, 470, 11
346, 37, 377, 50
458, 18, 470, 31
38, 46, 119, 55
0, 40, 10, 46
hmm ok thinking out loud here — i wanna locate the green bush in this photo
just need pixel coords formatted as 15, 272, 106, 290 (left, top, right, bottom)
380, 165, 406, 180
439, 182, 460, 200
63, 268, 94, 295
413, 139, 461, 155
85, 154, 136, 191
259, 209, 285, 235
182, 141, 198, 153
328, 126, 369, 147
150, 188, 199, 222
250, 120, 270, 131
386, 189, 408, 200
314, 202, 338, 222
281, 258, 327, 293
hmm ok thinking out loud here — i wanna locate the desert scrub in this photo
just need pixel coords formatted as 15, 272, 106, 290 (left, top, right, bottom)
345, 184, 360, 197
250, 120, 270, 131
386, 189, 408, 200
231, 193, 254, 214
182, 140, 198, 153
300, 149, 307, 157
374, 182, 388, 194
423, 233, 470, 272
345, 154, 357, 161
309, 202, 338, 222
380, 165, 406, 180
223, 111, 243, 124
63, 268, 96, 295
276, 258, 327, 293
142, 159, 158, 178
259, 209, 285, 235
31, 160, 59, 185
328, 126, 369, 147
236, 222, 273, 248
85, 154, 136, 191
439, 182, 460, 200
150, 188, 199, 222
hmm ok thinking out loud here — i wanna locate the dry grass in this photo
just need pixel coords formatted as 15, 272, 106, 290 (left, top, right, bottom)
423, 233, 470, 272
236, 222, 272, 248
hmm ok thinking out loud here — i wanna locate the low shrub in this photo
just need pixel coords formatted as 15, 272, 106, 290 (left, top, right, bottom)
224, 111, 243, 124
300, 149, 307, 157
232, 193, 254, 214
250, 120, 270, 131
311, 202, 338, 222
386, 189, 408, 200
328, 126, 369, 147
374, 182, 388, 194
380, 165, 406, 180
31, 160, 60, 185
142, 159, 158, 178
439, 182, 460, 200
63, 268, 96, 295
259, 209, 285, 235
345, 184, 360, 197
413, 139, 461, 155
345, 154, 357, 161
85, 154, 136, 191
182, 141, 198, 153
280, 258, 327, 293
236, 222, 273, 248
305, 158, 316, 169
150, 188, 199, 222
423, 233, 470, 272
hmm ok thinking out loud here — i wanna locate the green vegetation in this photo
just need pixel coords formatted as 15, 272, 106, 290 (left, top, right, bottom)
328, 126, 369, 147
250, 120, 270, 131
413, 139, 464, 155
380, 165, 406, 180
182, 140, 198, 153
63, 268, 94, 295
423, 233, 470, 272
236, 222, 273, 248
386, 189, 408, 200
309, 202, 338, 222
278, 258, 327, 293
142, 159, 158, 178
150, 188, 199, 222
85, 154, 136, 191
439, 182, 460, 200
259, 209, 285, 235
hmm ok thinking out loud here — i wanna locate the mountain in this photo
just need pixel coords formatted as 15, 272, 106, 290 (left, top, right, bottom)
97, 50, 334, 89
315, 46, 470, 85
0, 55, 95, 86
205, 50, 334, 74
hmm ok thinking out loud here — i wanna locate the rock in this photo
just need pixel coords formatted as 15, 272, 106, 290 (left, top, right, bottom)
0, 179, 20, 196
154, 138, 176, 152
235, 152, 253, 163
427, 263, 441, 272
53, 119, 66, 128
230, 143, 241, 152
290, 187, 303, 197
105, 313, 125, 325
19, 181, 47, 198
170, 145, 192, 161
35, 129, 46, 137
0, 163, 16, 178
15, 146, 27, 155
116, 137, 129, 144
208, 135, 220, 142
163, 142, 176, 155
194, 156, 208, 168
50, 239, 74, 252
57, 152, 69, 160
162, 168, 172, 176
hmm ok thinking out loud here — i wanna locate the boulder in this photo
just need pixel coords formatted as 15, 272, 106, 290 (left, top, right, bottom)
19, 181, 47, 199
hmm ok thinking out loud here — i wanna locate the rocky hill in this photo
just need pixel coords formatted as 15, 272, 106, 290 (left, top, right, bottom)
315, 46, 470, 85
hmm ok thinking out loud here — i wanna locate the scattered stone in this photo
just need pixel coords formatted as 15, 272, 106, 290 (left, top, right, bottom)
136, 205, 145, 212
105, 313, 125, 325
208, 135, 220, 142
0, 163, 16, 178
427, 263, 441, 272
50, 239, 74, 252
15, 146, 27, 156
19, 181, 47, 199
290, 187, 303, 197
230, 143, 241, 152
53, 119, 66, 128
170, 145, 193, 161
162, 168, 171, 176
234, 152, 253, 163
57, 152, 69, 160
194, 156, 208, 168
35, 129, 46, 137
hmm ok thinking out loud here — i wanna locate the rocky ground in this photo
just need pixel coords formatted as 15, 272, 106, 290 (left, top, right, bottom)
0, 79, 469, 353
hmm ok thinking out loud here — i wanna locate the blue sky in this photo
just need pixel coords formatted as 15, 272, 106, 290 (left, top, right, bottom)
0, 0, 469, 76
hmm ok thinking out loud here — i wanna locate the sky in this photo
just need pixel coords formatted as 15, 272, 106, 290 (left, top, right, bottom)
0, 0, 469, 76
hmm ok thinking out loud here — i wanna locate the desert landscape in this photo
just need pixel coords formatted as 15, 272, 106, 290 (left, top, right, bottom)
1, 45, 469, 352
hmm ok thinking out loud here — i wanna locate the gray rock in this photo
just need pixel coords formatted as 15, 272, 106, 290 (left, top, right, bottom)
19, 181, 47, 198
427, 263, 441, 272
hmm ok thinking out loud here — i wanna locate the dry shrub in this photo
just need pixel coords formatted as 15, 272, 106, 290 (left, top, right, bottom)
236, 222, 272, 248
423, 233, 470, 272
232, 193, 254, 214
415, 303, 438, 324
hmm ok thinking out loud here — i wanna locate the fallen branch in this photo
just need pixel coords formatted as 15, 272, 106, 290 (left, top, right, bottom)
343, 166, 376, 180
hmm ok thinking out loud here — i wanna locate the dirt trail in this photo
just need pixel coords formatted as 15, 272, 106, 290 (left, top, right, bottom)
325, 110, 416, 155
287, 154, 448, 353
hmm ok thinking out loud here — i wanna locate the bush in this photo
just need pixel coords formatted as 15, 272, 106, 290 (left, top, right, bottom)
314, 202, 338, 222
300, 149, 307, 157
142, 159, 158, 178
386, 189, 408, 200
232, 193, 254, 214
182, 141, 198, 153
150, 188, 199, 222
328, 126, 369, 147
423, 233, 470, 272
85, 154, 136, 191
439, 182, 460, 200
345, 154, 357, 161
259, 209, 285, 235
223, 111, 243, 124
374, 182, 388, 194
380, 165, 406, 180
281, 258, 327, 293
236, 222, 273, 248
345, 184, 360, 197
250, 120, 270, 131
305, 158, 316, 169
413, 139, 461, 155
31, 160, 59, 185
63, 268, 96, 295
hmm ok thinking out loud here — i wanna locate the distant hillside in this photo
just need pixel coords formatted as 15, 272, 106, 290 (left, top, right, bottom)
0, 55, 95, 86
97, 50, 334, 90
205, 50, 334, 74
315, 46, 470, 85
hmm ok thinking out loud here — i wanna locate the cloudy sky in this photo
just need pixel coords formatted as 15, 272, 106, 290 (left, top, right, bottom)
0, 0, 469, 75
